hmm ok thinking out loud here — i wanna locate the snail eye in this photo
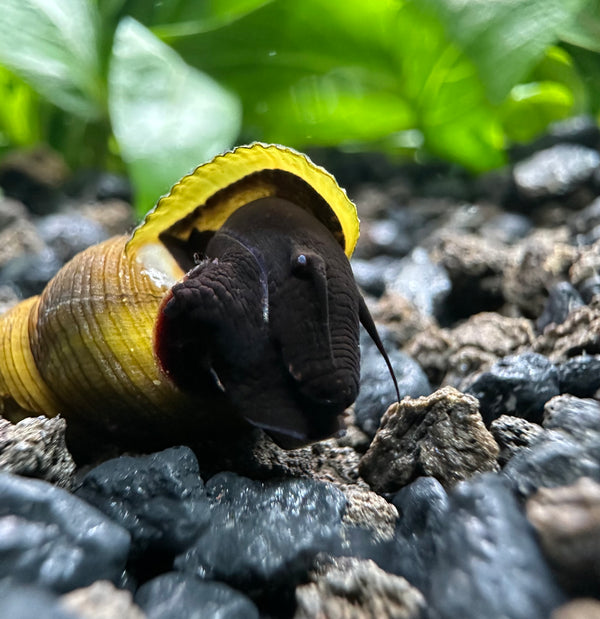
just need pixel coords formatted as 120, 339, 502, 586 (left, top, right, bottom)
291, 252, 311, 278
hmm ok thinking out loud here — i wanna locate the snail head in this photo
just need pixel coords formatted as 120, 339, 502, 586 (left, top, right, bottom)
155, 196, 397, 447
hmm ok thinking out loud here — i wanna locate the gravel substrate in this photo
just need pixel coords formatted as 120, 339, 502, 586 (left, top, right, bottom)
1, 120, 600, 618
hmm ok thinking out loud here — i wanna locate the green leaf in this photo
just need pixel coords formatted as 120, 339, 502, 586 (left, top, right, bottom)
109, 17, 241, 216
0, 66, 41, 148
0, 0, 104, 119
419, 0, 589, 102
500, 82, 574, 142
559, 0, 600, 53
164, 0, 507, 170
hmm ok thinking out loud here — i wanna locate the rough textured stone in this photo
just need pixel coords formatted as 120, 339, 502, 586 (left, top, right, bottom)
136, 572, 258, 619
557, 354, 600, 397
294, 557, 426, 619
355, 330, 431, 437
490, 415, 546, 466
537, 281, 585, 332
570, 238, 600, 287
552, 599, 600, 619
0, 415, 75, 488
430, 232, 507, 318
502, 227, 577, 317
175, 473, 347, 592
534, 297, 600, 361
504, 396, 600, 496
465, 352, 560, 425
0, 472, 130, 592
527, 478, 600, 595
60, 581, 145, 619
75, 447, 210, 560
359, 387, 499, 492
579, 275, 600, 304
513, 144, 600, 200
0, 198, 44, 268
426, 474, 566, 619
340, 484, 398, 542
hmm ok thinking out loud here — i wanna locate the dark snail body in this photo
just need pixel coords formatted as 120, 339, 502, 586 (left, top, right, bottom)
0, 144, 397, 453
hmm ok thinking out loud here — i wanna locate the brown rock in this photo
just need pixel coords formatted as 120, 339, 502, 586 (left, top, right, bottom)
534, 297, 600, 361
408, 324, 452, 387
490, 415, 545, 466
60, 581, 145, 619
294, 557, 426, 619
80, 200, 135, 237
503, 228, 577, 317
527, 477, 600, 594
0, 198, 44, 268
0, 415, 75, 488
340, 484, 399, 542
359, 387, 499, 493
373, 292, 436, 349
570, 239, 600, 288
552, 599, 600, 619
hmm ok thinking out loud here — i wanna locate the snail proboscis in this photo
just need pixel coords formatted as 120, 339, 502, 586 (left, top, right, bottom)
0, 143, 398, 456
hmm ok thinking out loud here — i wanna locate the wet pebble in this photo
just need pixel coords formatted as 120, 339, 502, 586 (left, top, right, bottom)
465, 352, 560, 425
557, 355, 600, 397
0, 582, 77, 619
0, 472, 130, 592
75, 447, 210, 562
174, 473, 346, 592
537, 281, 585, 332
513, 144, 600, 201
135, 572, 259, 619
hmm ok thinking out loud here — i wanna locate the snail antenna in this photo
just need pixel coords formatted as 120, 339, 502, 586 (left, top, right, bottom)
358, 295, 400, 402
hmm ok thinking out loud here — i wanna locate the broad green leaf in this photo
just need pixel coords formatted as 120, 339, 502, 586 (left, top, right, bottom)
0, 0, 104, 119
559, 0, 600, 53
500, 82, 574, 143
165, 0, 505, 170
419, 0, 589, 102
109, 17, 241, 216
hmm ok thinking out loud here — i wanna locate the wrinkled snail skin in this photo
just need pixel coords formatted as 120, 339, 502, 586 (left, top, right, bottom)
0, 143, 398, 454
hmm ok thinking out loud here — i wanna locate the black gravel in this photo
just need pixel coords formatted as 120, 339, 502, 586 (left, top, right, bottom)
2, 118, 600, 617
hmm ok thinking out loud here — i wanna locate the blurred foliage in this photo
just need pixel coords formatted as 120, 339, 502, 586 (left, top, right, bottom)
0, 0, 599, 216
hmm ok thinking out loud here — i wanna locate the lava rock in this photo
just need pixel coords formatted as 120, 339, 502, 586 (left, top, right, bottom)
557, 355, 600, 397
0, 415, 75, 488
75, 447, 210, 560
513, 144, 600, 201
537, 282, 584, 332
570, 239, 600, 287
37, 213, 108, 263
527, 477, 600, 596
60, 580, 145, 619
359, 387, 499, 492
340, 484, 399, 542
135, 572, 259, 619
465, 352, 560, 425
294, 557, 426, 619
355, 329, 431, 437
0, 472, 130, 592
175, 473, 347, 592
503, 396, 600, 496
426, 474, 566, 619
490, 415, 546, 466
351, 256, 394, 297
384, 247, 451, 318
0, 582, 78, 619
0, 198, 45, 268
534, 298, 600, 361
502, 227, 577, 317
479, 212, 532, 244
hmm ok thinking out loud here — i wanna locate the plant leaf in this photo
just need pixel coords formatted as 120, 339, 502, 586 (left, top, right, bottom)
0, 0, 103, 119
109, 17, 241, 216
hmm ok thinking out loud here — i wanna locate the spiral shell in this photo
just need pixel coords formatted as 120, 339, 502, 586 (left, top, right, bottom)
0, 143, 394, 454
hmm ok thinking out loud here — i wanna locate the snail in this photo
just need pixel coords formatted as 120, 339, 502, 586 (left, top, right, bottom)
0, 143, 398, 455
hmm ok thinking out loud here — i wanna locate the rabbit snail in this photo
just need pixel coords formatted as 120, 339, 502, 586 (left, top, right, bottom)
0, 143, 398, 455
